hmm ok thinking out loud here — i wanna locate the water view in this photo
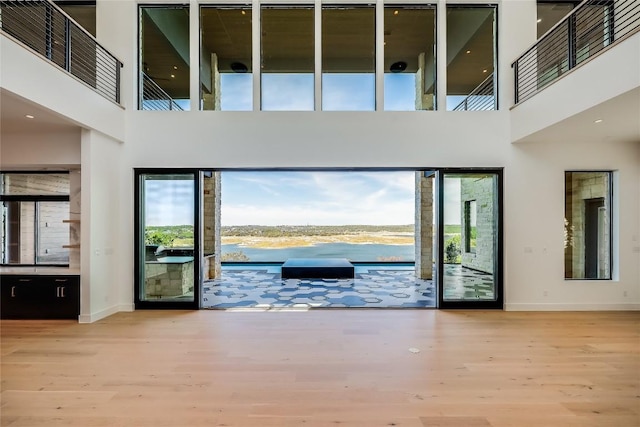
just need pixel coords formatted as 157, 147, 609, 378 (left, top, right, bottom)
221, 242, 415, 262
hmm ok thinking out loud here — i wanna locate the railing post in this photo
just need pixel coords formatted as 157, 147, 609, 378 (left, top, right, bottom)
116, 61, 122, 104
568, 16, 577, 69
45, 2, 53, 60
513, 61, 519, 104
64, 18, 71, 72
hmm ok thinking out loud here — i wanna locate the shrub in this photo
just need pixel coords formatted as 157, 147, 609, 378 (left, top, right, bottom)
221, 251, 250, 262
445, 235, 461, 264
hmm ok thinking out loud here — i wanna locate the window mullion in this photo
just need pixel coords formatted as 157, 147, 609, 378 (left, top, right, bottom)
253, 0, 261, 111
315, 0, 322, 111
375, 0, 384, 111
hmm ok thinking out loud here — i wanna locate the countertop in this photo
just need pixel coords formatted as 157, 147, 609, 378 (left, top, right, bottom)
0, 267, 80, 276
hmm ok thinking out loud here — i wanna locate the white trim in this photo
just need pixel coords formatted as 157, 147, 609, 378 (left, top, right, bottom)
78, 303, 133, 324
190, 0, 200, 112
505, 303, 640, 311
253, 0, 261, 111
376, 0, 384, 111
436, 0, 446, 110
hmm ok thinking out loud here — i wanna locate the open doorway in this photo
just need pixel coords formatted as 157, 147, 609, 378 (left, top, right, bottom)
202, 170, 435, 309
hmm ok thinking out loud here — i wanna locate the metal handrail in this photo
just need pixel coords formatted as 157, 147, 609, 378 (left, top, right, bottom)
452, 73, 495, 111
140, 72, 183, 111
512, 0, 640, 104
0, 0, 122, 105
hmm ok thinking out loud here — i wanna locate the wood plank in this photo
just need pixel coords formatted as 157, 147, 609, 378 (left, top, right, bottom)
1, 310, 639, 426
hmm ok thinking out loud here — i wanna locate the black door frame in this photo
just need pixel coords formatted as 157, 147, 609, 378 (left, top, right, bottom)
436, 168, 504, 309
134, 168, 201, 310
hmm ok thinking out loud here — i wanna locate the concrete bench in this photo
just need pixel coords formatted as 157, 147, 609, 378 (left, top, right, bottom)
281, 258, 355, 279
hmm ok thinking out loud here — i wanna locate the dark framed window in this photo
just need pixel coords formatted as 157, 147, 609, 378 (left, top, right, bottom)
139, 5, 190, 110
1, 172, 71, 266
446, 5, 497, 111
564, 171, 613, 280
464, 200, 477, 254
134, 169, 201, 309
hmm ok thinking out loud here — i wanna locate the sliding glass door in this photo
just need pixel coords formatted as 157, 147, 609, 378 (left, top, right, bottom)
135, 171, 200, 309
438, 170, 503, 309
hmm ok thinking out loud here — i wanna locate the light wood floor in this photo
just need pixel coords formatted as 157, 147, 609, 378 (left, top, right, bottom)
1, 310, 639, 426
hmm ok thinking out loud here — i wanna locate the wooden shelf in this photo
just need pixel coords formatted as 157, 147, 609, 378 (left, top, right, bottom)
62, 244, 80, 249
63, 220, 80, 223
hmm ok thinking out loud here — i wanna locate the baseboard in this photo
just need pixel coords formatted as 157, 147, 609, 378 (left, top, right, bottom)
506, 303, 640, 311
78, 303, 134, 323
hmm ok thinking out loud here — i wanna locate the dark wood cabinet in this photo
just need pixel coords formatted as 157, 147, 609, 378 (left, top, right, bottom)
1, 275, 80, 319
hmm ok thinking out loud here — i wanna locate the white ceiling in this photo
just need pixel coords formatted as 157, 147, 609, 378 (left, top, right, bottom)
1, 89, 79, 134
514, 87, 640, 145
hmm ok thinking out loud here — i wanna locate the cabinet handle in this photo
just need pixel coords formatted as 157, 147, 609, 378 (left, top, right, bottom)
55, 279, 68, 283
11, 286, 16, 297
18, 279, 31, 282
56, 286, 66, 298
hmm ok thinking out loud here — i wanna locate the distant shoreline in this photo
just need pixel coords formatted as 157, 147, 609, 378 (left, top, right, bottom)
222, 232, 415, 249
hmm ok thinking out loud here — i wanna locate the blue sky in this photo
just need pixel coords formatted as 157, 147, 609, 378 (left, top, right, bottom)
219, 72, 422, 111
145, 178, 195, 226
222, 171, 415, 226
175, 72, 464, 111
144, 172, 463, 226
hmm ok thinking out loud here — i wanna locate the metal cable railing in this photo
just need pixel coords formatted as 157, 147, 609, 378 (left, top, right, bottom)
0, 0, 122, 104
140, 72, 183, 111
513, 0, 640, 104
452, 73, 495, 111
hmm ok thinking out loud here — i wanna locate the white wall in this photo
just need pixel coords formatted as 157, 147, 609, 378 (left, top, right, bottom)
79, 129, 127, 323
0, 129, 81, 167
0, 36, 125, 141
505, 139, 640, 310
511, 32, 640, 142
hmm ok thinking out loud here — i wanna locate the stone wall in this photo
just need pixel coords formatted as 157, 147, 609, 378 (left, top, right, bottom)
202, 171, 221, 279
415, 52, 435, 111
461, 176, 495, 274
144, 260, 194, 298
415, 172, 433, 279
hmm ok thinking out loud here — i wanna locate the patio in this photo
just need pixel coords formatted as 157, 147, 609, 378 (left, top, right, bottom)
202, 264, 494, 309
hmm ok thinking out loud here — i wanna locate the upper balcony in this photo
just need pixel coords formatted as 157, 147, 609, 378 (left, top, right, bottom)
511, 0, 640, 143
0, 0, 122, 104
0, 0, 125, 140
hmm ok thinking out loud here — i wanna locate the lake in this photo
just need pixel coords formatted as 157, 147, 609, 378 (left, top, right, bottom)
221, 243, 415, 262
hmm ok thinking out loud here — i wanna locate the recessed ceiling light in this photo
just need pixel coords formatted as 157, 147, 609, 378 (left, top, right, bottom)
466, 50, 471, 54
173, 66, 178, 70
394, 10, 399, 15
25, 114, 35, 119
537, 18, 542, 23
594, 119, 603, 123
483, 69, 488, 73
171, 74, 175, 78
241, 10, 246, 15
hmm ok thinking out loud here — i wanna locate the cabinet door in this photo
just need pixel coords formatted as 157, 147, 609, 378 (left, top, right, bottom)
45, 277, 80, 319
1, 277, 47, 318
1, 278, 24, 317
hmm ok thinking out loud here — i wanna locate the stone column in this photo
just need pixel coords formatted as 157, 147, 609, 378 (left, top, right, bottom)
415, 172, 434, 279
415, 52, 435, 111
202, 53, 221, 110
202, 172, 222, 279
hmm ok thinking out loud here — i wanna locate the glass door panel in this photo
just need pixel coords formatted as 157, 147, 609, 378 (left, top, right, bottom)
439, 171, 502, 308
137, 172, 198, 308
